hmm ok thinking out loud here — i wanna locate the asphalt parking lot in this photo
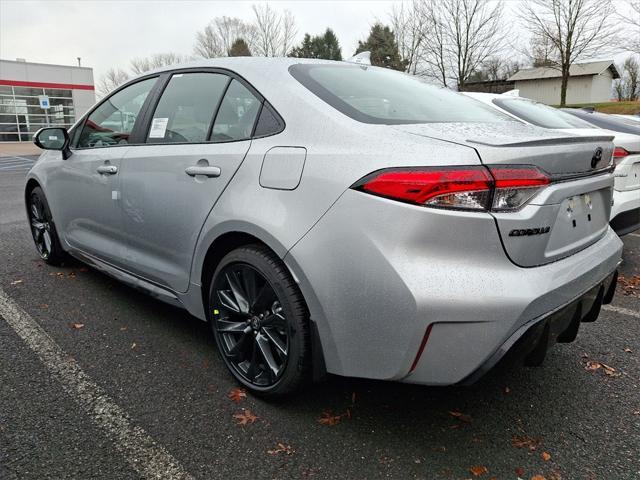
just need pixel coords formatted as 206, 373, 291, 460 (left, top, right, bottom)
1, 154, 639, 480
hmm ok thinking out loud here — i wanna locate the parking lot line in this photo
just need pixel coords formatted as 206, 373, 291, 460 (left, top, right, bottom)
629, 233, 640, 238
0, 287, 195, 480
602, 304, 640, 319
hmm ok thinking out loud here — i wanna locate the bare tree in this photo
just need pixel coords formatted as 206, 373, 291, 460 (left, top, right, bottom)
527, 33, 557, 67
389, 0, 429, 74
194, 16, 256, 58
194, 23, 225, 58
96, 68, 129, 98
520, 0, 618, 106
130, 53, 191, 75
619, 1, 640, 54
622, 56, 640, 101
440, 0, 508, 90
251, 4, 297, 56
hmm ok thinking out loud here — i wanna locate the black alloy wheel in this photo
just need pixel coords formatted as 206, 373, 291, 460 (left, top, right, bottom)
209, 245, 310, 395
28, 187, 66, 265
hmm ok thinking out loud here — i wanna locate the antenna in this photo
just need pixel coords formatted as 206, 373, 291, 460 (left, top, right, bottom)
346, 51, 371, 66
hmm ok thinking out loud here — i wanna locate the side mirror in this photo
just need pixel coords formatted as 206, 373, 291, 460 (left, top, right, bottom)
33, 127, 72, 159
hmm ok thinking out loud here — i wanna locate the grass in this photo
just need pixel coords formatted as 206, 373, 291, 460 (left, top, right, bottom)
557, 101, 640, 115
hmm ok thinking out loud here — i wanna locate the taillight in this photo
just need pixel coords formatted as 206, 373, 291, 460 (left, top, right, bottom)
352, 165, 550, 212
613, 147, 629, 166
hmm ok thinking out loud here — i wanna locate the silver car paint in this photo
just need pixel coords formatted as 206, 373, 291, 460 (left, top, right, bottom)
26, 58, 623, 385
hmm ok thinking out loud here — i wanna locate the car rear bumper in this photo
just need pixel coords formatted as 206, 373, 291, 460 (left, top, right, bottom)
457, 269, 618, 385
286, 190, 624, 386
610, 188, 640, 235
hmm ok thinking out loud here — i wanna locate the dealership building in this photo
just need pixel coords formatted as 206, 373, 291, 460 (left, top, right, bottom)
0, 58, 95, 142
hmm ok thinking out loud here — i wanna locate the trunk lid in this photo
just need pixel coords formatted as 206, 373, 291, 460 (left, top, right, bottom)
395, 122, 615, 267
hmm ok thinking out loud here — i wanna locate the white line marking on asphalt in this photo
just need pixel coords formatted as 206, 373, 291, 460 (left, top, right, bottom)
602, 305, 640, 319
1, 155, 36, 162
0, 288, 195, 480
0, 159, 33, 166
629, 233, 640, 238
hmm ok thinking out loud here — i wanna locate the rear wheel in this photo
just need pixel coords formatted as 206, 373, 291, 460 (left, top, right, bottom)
27, 187, 67, 265
208, 245, 310, 396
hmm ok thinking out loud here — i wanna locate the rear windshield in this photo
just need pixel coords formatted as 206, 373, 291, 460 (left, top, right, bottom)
561, 109, 640, 135
494, 98, 595, 129
289, 64, 513, 125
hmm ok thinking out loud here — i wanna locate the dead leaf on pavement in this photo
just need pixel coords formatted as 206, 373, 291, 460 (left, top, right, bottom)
40, 304, 49, 309
531, 475, 546, 480
624, 348, 632, 353
70, 323, 85, 329
511, 435, 541, 451
233, 409, 258, 426
10, 279, 23, 285
541, 451, 551, 461
585, 360, 621, 377
617, 274, 639, 296
504, 386, 511, 394
448, 410, 472, 423
317, 411, 344, 426
469, 465, 488, 476
68, 272, 76, 278
548, 470, 563, 480
515, 467, 525, 477
131, 342, 137, 349
228, 387, 247, 403
267, 442, 294, 455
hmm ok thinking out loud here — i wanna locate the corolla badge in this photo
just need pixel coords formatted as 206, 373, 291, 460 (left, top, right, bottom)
591, 147, 603, 168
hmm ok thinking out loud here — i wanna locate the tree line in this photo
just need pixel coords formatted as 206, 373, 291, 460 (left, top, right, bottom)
98, 0, 639, 106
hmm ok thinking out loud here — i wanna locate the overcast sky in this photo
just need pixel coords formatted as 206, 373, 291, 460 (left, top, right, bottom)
0, 0, 637, 84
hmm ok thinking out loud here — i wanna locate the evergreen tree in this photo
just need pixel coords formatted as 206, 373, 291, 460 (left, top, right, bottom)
228, 38, 251, 57
289, 28, 342, 60
355, 24, 406, 70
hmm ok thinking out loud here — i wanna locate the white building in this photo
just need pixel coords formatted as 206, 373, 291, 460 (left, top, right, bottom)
507, 60, 619, 105
0, 58, 95, 142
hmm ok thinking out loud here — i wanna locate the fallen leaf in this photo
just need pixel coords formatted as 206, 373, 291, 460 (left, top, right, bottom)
68, 272, 76, 278
548, 470, 563, 480
317, 411, 343, 426
70, 323, 85, 329
131, 342, 137, 349
531, 476, 546, 480
515, 467, 525, 477
228, 387, 247, 403
267, 442, 294, 455
585, 360, 601, 371
541, 451, 551, 461
600, 363, 620, 377
233, 409, 258, 426
624, 348, 632, 353
511, 435, 541, 451
10, 279, 23, 285
469, 465, 488, 476
448, 410, 472, 423
119, 326, 128, 331
40, 304, 49, 309
504, 386, 511, 394
618, 274, 640, 297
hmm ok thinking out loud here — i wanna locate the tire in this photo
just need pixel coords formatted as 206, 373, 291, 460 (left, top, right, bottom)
27, 187, 67, 266
208, 244, 310, 396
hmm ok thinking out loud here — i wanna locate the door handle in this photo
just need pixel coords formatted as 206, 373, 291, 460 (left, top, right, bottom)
97, 165, 118, 174
185, 166, 221, 177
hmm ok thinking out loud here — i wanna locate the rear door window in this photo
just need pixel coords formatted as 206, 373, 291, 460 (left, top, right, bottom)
210, 80, 261, 142
146, 73, 229, 144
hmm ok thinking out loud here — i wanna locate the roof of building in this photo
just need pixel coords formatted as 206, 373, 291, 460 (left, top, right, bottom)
508, 60, 619, 82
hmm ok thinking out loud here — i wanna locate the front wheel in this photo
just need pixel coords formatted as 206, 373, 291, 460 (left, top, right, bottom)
208, 245, 310, 396
27, 187, 67, 265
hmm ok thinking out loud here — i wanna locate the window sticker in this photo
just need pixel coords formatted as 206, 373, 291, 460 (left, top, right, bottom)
149, 117, 169, 138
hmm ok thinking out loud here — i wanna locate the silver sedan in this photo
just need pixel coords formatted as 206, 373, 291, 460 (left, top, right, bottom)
27, 57, 622, 395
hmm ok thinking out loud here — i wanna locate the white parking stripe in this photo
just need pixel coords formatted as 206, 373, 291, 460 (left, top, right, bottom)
0, 288, 195, 480
602, 305, 640, 319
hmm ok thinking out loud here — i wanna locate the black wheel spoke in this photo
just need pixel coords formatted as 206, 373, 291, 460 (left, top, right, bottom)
217, 320, 250, 333
263, 326, 287, 356
226, 272, 250, 314
256, 333, 280, 377
212, 262, 290, 388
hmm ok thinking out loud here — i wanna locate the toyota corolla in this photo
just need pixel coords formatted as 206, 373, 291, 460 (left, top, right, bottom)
26, 57, 622, 395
